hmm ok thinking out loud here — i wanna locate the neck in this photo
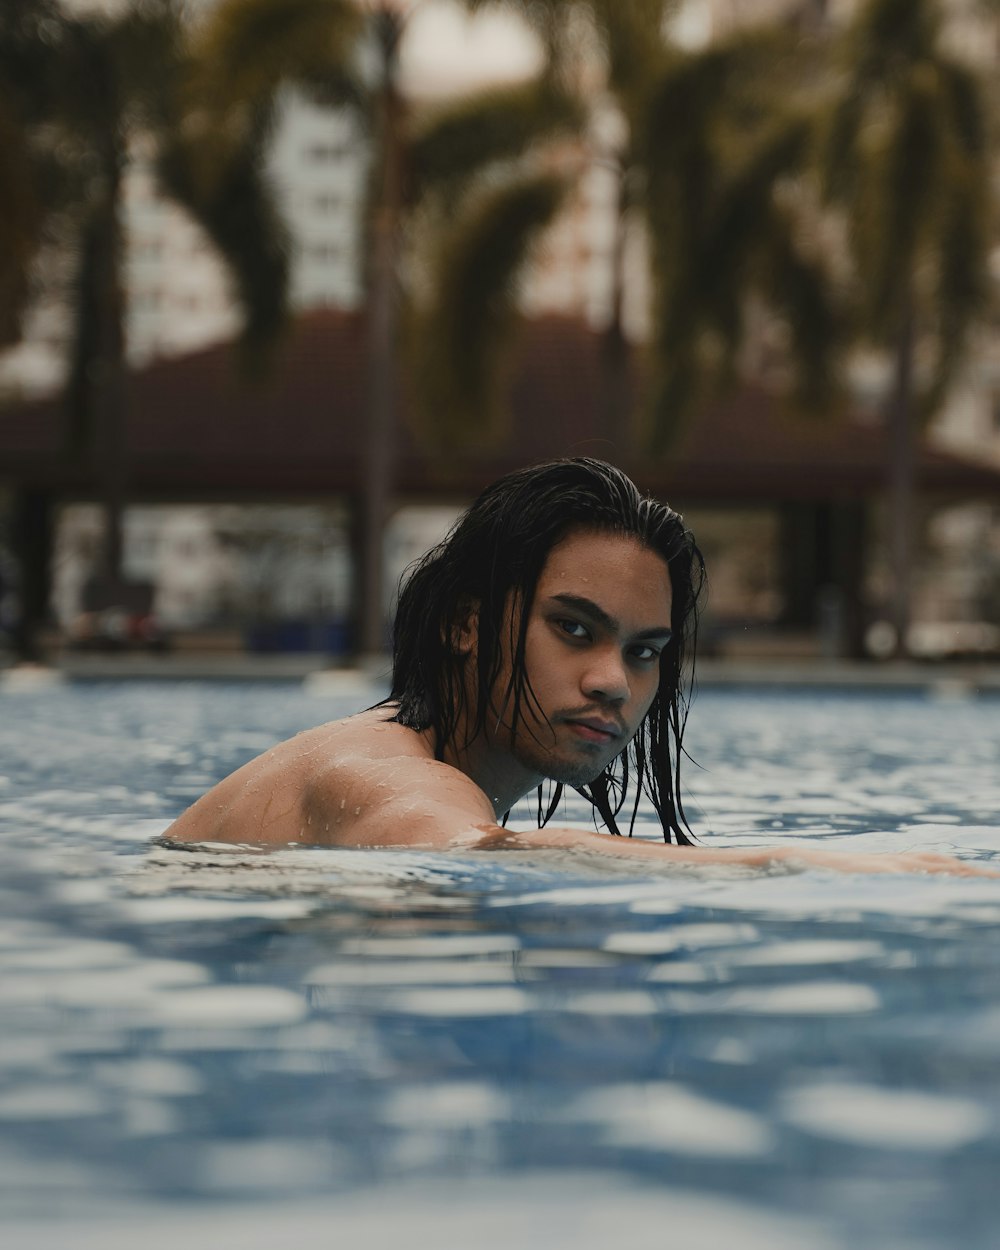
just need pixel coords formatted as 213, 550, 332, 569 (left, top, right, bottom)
438, 723, 543, 821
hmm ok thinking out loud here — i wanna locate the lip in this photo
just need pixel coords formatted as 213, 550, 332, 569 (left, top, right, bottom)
565, 717, 622, 744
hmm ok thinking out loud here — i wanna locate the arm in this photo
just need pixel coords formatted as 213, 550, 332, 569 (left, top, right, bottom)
463, 824, 998, 878
304, 754, 996, 878
328, 774, 997, 878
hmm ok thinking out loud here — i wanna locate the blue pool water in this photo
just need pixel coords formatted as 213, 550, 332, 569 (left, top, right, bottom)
1, 680, 1000, 1249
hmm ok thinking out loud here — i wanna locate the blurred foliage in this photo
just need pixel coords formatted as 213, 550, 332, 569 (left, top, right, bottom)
406, 77, 583, 444
408, 80, 583, 207
169, 0, 591, 448
0, 0, 289, 388
640, 29, 840, 448
819, 0, 990, 420
0, 0, 65, 349
409, 0, 678, 446
0, 97, 38, 349
412, 172, 568, 445
188, 0, 364, 119
0, 0, 997, 456
433, 2, 846, 450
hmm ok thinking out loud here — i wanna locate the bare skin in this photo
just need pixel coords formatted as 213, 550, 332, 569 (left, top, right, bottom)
164, 531, 996, 879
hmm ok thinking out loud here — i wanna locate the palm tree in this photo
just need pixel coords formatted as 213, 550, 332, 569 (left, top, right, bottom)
0, 0, 288, 659
819, 0, 991, 655
181, 0, 405, 659
0, 85, 39, 353
186, 0, 584, 657
0, 0, 64, 351
416, 4, 838, 455
409, 1, 662, 450
638, 26, 839, 448
405, 76, 584, 446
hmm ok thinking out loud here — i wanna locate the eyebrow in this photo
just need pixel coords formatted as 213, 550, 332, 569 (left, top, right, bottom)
547, 593, 673, 641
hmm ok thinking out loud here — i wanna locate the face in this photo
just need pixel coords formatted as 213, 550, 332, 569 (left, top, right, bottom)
494, 529, 674, 789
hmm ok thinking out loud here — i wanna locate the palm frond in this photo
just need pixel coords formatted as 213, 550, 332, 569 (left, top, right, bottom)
708, 113, 811, 305
640, 29, 831, 448
818, 0, 991, 439
0, 0, 66, 112
921, 174, 989, 418
641, 42, 737, 169
863, 71, 944, 336
823, 0, 939, 197
110, 0, 185, 129
758, 211, 841, 414
588, 0, 672, 100
818, 78, 867, 201
643, 344, 704, 455
158, 132, 289, 371
936, 58, 988, 161
189, 0, 363, 120
410, 172, 567, 445
410, 78, 582, 205
640, 49, 737, 320
844, 0, 940, 88
0, 95, 40, 347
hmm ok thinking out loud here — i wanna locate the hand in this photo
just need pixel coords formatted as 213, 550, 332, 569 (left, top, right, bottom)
765, 845, 1000, 878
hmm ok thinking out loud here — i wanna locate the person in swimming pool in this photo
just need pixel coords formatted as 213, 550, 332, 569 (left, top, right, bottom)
164, 458, 991, 876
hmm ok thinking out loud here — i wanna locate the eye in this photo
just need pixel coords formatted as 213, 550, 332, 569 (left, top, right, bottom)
628, 643, 662, 664
555, 618, 590, 642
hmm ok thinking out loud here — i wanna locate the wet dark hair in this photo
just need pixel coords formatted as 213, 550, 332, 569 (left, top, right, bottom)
384, 458, 706, 844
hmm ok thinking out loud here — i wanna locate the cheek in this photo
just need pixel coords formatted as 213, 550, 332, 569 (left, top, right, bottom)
523, 620, 557, 672
633, 672, 661, 717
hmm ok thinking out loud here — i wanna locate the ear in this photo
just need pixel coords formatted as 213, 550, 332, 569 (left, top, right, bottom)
450, 598, 479, 657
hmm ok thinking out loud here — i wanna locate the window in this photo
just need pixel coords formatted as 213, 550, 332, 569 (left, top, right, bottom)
313, 193, 341, 213
307, 142, 347, 162
135, 244, 158, 262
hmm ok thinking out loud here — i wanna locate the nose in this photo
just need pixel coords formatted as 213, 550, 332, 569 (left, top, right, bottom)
582, 646, 630, 705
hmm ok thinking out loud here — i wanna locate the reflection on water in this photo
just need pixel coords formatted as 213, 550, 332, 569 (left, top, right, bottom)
1, 682, 999, 1248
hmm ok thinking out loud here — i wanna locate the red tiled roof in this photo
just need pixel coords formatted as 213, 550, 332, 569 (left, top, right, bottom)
2, 309, 999, 508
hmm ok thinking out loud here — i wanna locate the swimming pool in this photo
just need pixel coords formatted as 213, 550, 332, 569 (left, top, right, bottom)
1, 680, 999, 1249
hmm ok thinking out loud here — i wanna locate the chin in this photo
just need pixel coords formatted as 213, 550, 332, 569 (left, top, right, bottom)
513, 744, 611, 790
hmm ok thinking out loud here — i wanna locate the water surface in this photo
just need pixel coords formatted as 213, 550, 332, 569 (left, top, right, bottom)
1, 681, 999, 1248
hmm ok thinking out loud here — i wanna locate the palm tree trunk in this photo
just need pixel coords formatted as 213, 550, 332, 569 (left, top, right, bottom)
886, 297, 916, 658
66, 61, 127, 590
358, 13, 403, 660
93, 182, 127, 586
360, 203, 397, 658
599, 168, 631, 456
10, 487, 53, 663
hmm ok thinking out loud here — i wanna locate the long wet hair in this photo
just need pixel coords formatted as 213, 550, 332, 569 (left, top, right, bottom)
384, 458, 706, 844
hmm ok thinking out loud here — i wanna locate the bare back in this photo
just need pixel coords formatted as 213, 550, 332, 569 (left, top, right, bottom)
163, 707, 497, 849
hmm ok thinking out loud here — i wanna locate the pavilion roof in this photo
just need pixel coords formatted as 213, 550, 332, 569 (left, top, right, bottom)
3, 308, 999, 509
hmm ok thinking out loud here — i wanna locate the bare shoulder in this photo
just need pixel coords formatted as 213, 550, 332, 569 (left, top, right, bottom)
303, 709, 496, 848
163, 704, 496, 849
